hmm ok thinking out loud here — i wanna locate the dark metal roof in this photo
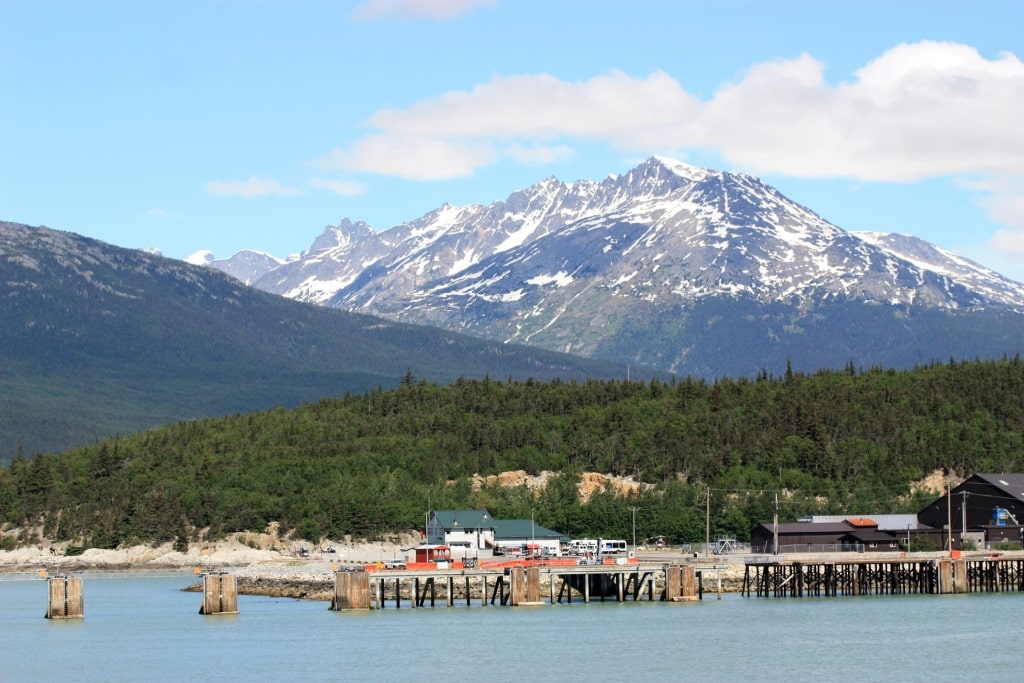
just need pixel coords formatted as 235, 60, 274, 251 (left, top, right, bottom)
972, 474, 1024, 504
753, 522, 856, 535
432, 510, 493, 530
491, 519, 565, 540
843, 530, 899, 542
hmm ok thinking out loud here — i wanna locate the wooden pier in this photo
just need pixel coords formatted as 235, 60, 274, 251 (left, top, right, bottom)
743, 556, 1024, 598
332, 561, 712, 610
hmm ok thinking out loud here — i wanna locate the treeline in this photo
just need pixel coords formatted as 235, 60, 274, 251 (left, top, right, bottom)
2, 358, 1023, 549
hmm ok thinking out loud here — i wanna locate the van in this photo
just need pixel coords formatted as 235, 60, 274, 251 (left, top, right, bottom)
567, 539, 598, 556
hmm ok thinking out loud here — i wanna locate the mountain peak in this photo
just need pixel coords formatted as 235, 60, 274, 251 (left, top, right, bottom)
185, 249, 214, 265
309, 219, 374, 253
649, 155, 712, 181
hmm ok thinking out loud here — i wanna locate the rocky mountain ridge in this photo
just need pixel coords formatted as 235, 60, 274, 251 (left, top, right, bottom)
196, 157, 1024, 377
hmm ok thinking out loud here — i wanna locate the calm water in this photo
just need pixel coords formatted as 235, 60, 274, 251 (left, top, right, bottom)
2, 573, 1023, 682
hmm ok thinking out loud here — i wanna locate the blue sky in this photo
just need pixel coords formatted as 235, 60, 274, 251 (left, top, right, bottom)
3, 0, 1024, 282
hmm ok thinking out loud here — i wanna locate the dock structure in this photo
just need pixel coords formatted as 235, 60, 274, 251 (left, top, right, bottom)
743, 556, 1024, 598
198, 572, 239, 615
45, 575, 84, 619
351, 561, 711, 610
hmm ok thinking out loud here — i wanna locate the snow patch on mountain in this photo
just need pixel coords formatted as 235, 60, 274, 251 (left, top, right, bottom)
527, 272, 575, 288
186, 250, 214, 266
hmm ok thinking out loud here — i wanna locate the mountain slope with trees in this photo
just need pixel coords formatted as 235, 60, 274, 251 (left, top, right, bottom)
0, 221, 640, 460
2, 358, 1021, 550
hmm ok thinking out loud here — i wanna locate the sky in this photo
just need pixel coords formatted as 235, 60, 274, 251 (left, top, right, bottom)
3, 0, 1024, 282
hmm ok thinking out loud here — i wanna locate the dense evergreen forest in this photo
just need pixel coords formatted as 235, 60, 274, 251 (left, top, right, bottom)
2, 358, 1023, 550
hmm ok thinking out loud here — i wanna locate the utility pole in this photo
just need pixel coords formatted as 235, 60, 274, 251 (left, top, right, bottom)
961, 490, 968, 549
773, 493, 779, 555
705, 488, 711, 558
946, 477, 952, 551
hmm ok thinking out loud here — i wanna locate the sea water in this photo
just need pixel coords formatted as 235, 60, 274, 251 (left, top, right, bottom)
2, 573, 1023, 682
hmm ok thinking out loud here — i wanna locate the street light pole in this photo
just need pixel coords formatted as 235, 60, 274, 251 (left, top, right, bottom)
628, 506, 639, 550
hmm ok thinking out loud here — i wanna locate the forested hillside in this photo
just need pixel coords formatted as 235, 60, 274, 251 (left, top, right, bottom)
0, 221, 638, 460
2, 359, 1023, 550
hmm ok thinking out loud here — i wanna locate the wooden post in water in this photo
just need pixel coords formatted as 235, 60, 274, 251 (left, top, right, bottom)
680, 564, 697, 601
46, 576, 83, 619
526, 567, 542, 604
199, 573, 238, 615
509, 567, 527, 606
664, 565, 680, 601
330, 570, 371, 610
953, 559, 968, 594
937, 560, 954, 594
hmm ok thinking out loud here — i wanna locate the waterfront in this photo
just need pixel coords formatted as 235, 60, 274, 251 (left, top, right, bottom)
2, 574, 1022, 682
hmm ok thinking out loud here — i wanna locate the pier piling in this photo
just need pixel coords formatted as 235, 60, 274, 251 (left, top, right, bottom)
45, 576, 83, 619
199, 573, 238, 615
330, 570, 371, 611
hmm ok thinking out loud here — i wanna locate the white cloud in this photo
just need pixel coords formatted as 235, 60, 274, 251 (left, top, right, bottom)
322, 40, 1024, 260
144, 208, 170, 217
505, 143, 574, 165
351, 0, 495, 22
335, 42, 1024, 185
969, 176, 1024, 230
957, 175, 1024, 258
315, 136, 497, 180
706, 42, 1024, 182
365, 70, 700, 144
206, 177, 303, 199
309, 177, 368, 196
988, 228, 1024, 256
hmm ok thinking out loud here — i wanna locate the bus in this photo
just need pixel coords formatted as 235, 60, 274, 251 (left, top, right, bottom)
598, 539, 628, 555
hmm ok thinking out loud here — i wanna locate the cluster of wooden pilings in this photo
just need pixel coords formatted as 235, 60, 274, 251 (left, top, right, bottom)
743, 557, 1024, 598
42, 571, 243, 619
199, 572, 239, 614
44, 575, 84, 619
331, 563, 705, 610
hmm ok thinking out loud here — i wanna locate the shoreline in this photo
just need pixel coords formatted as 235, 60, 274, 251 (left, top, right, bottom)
7, 544, 1009, 599
0, 541, 748, 597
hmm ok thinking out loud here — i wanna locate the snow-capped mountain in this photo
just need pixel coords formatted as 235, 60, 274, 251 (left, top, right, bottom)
188, 249, 285, 286
200, 157, 1024, 377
